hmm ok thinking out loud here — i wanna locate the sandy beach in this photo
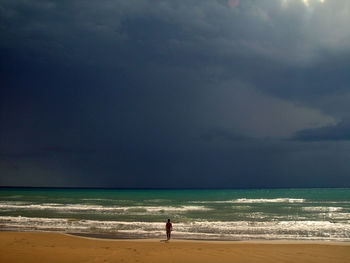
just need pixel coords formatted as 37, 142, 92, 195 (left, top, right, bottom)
1, 232, 349, 263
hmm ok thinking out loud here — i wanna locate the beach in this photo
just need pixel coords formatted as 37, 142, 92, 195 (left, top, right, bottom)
1, 188, 350, 262
1, 232, 350, 263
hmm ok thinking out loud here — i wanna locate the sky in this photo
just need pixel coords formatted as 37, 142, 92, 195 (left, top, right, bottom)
1, 0, 350, 188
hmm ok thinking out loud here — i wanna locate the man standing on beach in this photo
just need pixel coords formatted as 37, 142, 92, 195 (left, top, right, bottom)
166, 219, 172, 241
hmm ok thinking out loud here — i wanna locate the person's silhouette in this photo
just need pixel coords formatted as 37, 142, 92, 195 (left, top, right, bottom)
165, 219, 173, 241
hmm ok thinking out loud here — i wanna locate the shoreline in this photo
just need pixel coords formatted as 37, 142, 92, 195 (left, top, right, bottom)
68, 232, 350, 245
2, 229, 350, 245
1, 232, 350, 263
69, 234, 350, 246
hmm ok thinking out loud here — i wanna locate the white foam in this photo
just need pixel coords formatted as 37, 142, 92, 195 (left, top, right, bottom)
233, 198, 305, 203
192, 198, 306, 204
0, 202, 211, 213
329, 213, 350, 220
1, 216, 349, 241
81, 198, 114, 201
0, 201, 28, 205
191, 200, 238, 204
0, 216, 165, 232
233, 206, 251, 210
302, 207, 343, 212
137, 206, 212, 212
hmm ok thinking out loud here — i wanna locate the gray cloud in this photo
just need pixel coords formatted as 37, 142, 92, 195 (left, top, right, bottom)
200, 128, 249, 142
2, 0, 350, 66
292, 120, 350, 141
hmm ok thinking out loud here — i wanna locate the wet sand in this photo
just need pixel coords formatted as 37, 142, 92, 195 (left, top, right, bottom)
1, 232, 350, 263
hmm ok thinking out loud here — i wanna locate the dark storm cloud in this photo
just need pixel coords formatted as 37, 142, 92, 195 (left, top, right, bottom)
200, 128, 249, 142
293, 120, 350, 141
1, 0, 350, 187
41, 146, 96, 154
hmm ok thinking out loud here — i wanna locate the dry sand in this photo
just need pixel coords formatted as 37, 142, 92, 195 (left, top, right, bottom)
1, 232, 349, 263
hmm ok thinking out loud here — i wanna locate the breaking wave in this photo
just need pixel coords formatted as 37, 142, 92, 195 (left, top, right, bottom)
1, 216, 349, 241
232, 198, 305, 203
0, 202, 211, 213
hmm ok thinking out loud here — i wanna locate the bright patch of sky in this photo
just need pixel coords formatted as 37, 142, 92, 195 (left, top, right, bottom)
282, 0, 326, 7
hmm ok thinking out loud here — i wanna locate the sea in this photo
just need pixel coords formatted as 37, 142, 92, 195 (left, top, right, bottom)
1, 188, 350, 241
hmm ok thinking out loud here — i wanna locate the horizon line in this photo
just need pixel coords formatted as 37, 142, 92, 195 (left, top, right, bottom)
0, 186, 349, 190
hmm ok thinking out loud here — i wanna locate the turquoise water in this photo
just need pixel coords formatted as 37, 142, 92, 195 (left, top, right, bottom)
1, 188, 350, 241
